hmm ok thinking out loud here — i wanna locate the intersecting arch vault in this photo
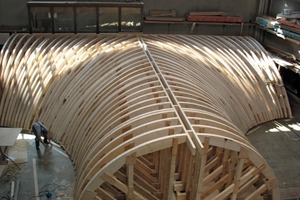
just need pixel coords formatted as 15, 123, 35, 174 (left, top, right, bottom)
0, 33, 291, 199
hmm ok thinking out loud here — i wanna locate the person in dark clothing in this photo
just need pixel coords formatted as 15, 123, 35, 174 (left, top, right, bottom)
31, 121, 51, 150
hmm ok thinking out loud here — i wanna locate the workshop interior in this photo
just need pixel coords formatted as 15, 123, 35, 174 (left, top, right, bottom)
0, 0, 300, 199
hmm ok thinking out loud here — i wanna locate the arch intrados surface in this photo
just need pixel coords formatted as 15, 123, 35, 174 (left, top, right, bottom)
0, 33, 291, 199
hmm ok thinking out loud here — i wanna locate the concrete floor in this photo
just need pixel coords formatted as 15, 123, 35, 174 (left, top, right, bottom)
0, 135, 75, 200
247, 93, 300, 200
0, 94, 299, 200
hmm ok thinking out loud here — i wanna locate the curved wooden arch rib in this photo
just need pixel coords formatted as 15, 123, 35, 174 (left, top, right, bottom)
11, 35, 46, 126
0, 34, 291, 200
145, 40, 253, 131
5, 35, 37, 124
140, 35, 282, 199
0, 34, 27, 124
145, 34, 291, 130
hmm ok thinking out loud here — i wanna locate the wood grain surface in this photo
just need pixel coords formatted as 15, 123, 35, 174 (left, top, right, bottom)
0, 33, 291, 199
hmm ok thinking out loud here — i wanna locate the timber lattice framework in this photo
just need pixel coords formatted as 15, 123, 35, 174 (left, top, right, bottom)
0, 33, 292, 199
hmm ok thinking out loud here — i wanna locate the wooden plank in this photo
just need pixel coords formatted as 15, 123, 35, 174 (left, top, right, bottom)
230, 149, 246, 200
101, 173, 129, 195
186, 15, 243, 23
226, 151, 238, 187
134, 181, 160, 200
126, 153, 136, 200
81, 189, 97, 199
149, 10, 176, 17
145, 16, 185, 22
203, 165, 224, 185
95, 187, 115, 200
189, 11, 228, 16
135, 164, 157, 184
194, 137, 209, 199
167, 139, 178, 198
245, 184, 267, 200
175, 190, 186, 200
202, 174, 228, 198
102, 173, 145, 200
134, 172, 160, 194
136, 158, 155, 174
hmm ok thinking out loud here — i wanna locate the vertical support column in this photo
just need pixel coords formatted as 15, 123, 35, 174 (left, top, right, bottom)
159, 148, 170, 200
222, 149, 230, 177
126, 153, 136, 200
161, 139, 179, 200
190, 137, 209, 199
167, 138, 178, 198
226, 151, 238, 187
195, 137, 209, 199
231, 148, 246, 200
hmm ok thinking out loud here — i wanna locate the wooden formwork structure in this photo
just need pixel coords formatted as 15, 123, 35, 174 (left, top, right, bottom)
0, 33, 291, 199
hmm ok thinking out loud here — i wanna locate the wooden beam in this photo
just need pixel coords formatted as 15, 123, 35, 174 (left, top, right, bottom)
245, 184, 267, 200
195, 137, 210, 199
126, 153, 136, 200
167, 138, 179, 198
81, 189, 97, 200
96, 187, 115, 200
230, 149, 246, 200
101, 172, 146, 200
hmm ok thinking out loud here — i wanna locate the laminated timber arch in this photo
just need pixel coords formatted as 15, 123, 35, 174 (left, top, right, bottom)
0, 33, 291, 200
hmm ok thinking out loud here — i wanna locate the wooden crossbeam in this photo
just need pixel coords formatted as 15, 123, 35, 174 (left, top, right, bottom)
101, 172, 146, 200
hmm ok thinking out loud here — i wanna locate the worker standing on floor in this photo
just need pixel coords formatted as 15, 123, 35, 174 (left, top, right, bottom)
31, 121, 52, 150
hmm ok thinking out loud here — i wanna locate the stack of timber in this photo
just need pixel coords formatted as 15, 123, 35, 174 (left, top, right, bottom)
278, 20, 300, 30
0, 33, 291, 200
276, 19, 300, 41
186, 11, 242, 23
145, 9, 185, 22
256, 14, 300, 41
255, 15, 278, 29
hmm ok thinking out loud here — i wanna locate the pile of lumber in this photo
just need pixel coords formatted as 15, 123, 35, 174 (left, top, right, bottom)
0, 33, 291, 200
186, 11, 242, 23
256, 13, 300, 41
255, 15, 278, 29
145, 9, 185, 22
276, 19, 300, 41
278, 19, 300, 30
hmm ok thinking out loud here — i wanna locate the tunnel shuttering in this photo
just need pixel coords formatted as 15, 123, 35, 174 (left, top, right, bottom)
0, 33, 291, 200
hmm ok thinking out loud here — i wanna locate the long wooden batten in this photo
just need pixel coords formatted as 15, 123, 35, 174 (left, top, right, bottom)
0, 33, 291, 199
